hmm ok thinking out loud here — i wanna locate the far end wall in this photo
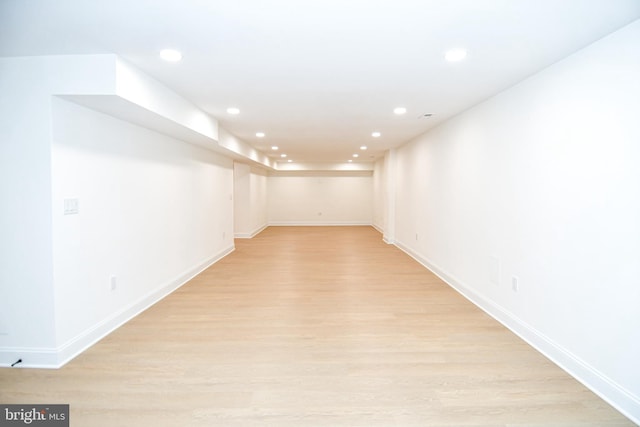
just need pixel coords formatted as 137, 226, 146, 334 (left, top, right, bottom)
268, 171, 373, 226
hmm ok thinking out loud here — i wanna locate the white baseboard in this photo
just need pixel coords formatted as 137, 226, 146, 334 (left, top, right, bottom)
394, 239, 640, 425
237, 223, 378, 238
0, 347, 60, 369
268, 221, 372, 226
234, 224, 268, 239
0, 245, 235, 369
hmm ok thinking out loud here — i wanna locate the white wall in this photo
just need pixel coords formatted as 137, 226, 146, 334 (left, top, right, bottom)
250, 168, 268, 233
0, 58, 57, 360
234, 162, 251, 237
51, 99, 234, 361
372, 159, 385, 232
0, 55, 235, 367
268, 172, 373, 225
234, 162, 268, 238
390, 20, 640, 421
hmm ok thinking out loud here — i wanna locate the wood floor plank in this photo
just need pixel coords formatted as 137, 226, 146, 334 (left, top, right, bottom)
0, 226, 633, 426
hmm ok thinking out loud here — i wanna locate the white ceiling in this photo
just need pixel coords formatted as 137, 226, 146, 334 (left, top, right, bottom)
2, 0, 639, 165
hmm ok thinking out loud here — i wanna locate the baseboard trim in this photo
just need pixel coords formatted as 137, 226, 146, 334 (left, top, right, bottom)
0, 347, 60, 369
1, 245, 235, 370
394, 239, 640, 425
235, 224, 268, 239
268, 221, 372, 226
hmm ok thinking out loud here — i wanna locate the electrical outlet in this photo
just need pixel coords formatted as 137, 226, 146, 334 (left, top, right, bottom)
415, 233, 419, 241
512, 276, 519, 292
63, 198, 79, 215
110, 275, 117, 291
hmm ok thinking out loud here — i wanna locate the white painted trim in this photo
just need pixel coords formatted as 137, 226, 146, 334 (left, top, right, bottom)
234, 224, 268, 239
394, 239, 640, 425
268, 221, 372, 226
0, 347, 59, 369
0, 245, 235, 369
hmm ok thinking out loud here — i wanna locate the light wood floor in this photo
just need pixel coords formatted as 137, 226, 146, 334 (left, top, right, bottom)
0, 227, 633, 426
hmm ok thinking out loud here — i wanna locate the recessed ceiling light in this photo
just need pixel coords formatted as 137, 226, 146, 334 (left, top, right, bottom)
371, 131, 381, 138
226, 107, 240, 115
393, 107, 407, 115
281, 154, 287, 158
256, 132, 265, 138
287, 159, 292, 163
444, 48, 467, 62
159, 49, 182, 62
360, 146, 367, 150
271, 146, 279, 151
348, 159, 353, 163
352, 154, 359, 158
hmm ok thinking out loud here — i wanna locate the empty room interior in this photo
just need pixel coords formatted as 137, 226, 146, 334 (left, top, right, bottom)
1, 1, 639, 426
